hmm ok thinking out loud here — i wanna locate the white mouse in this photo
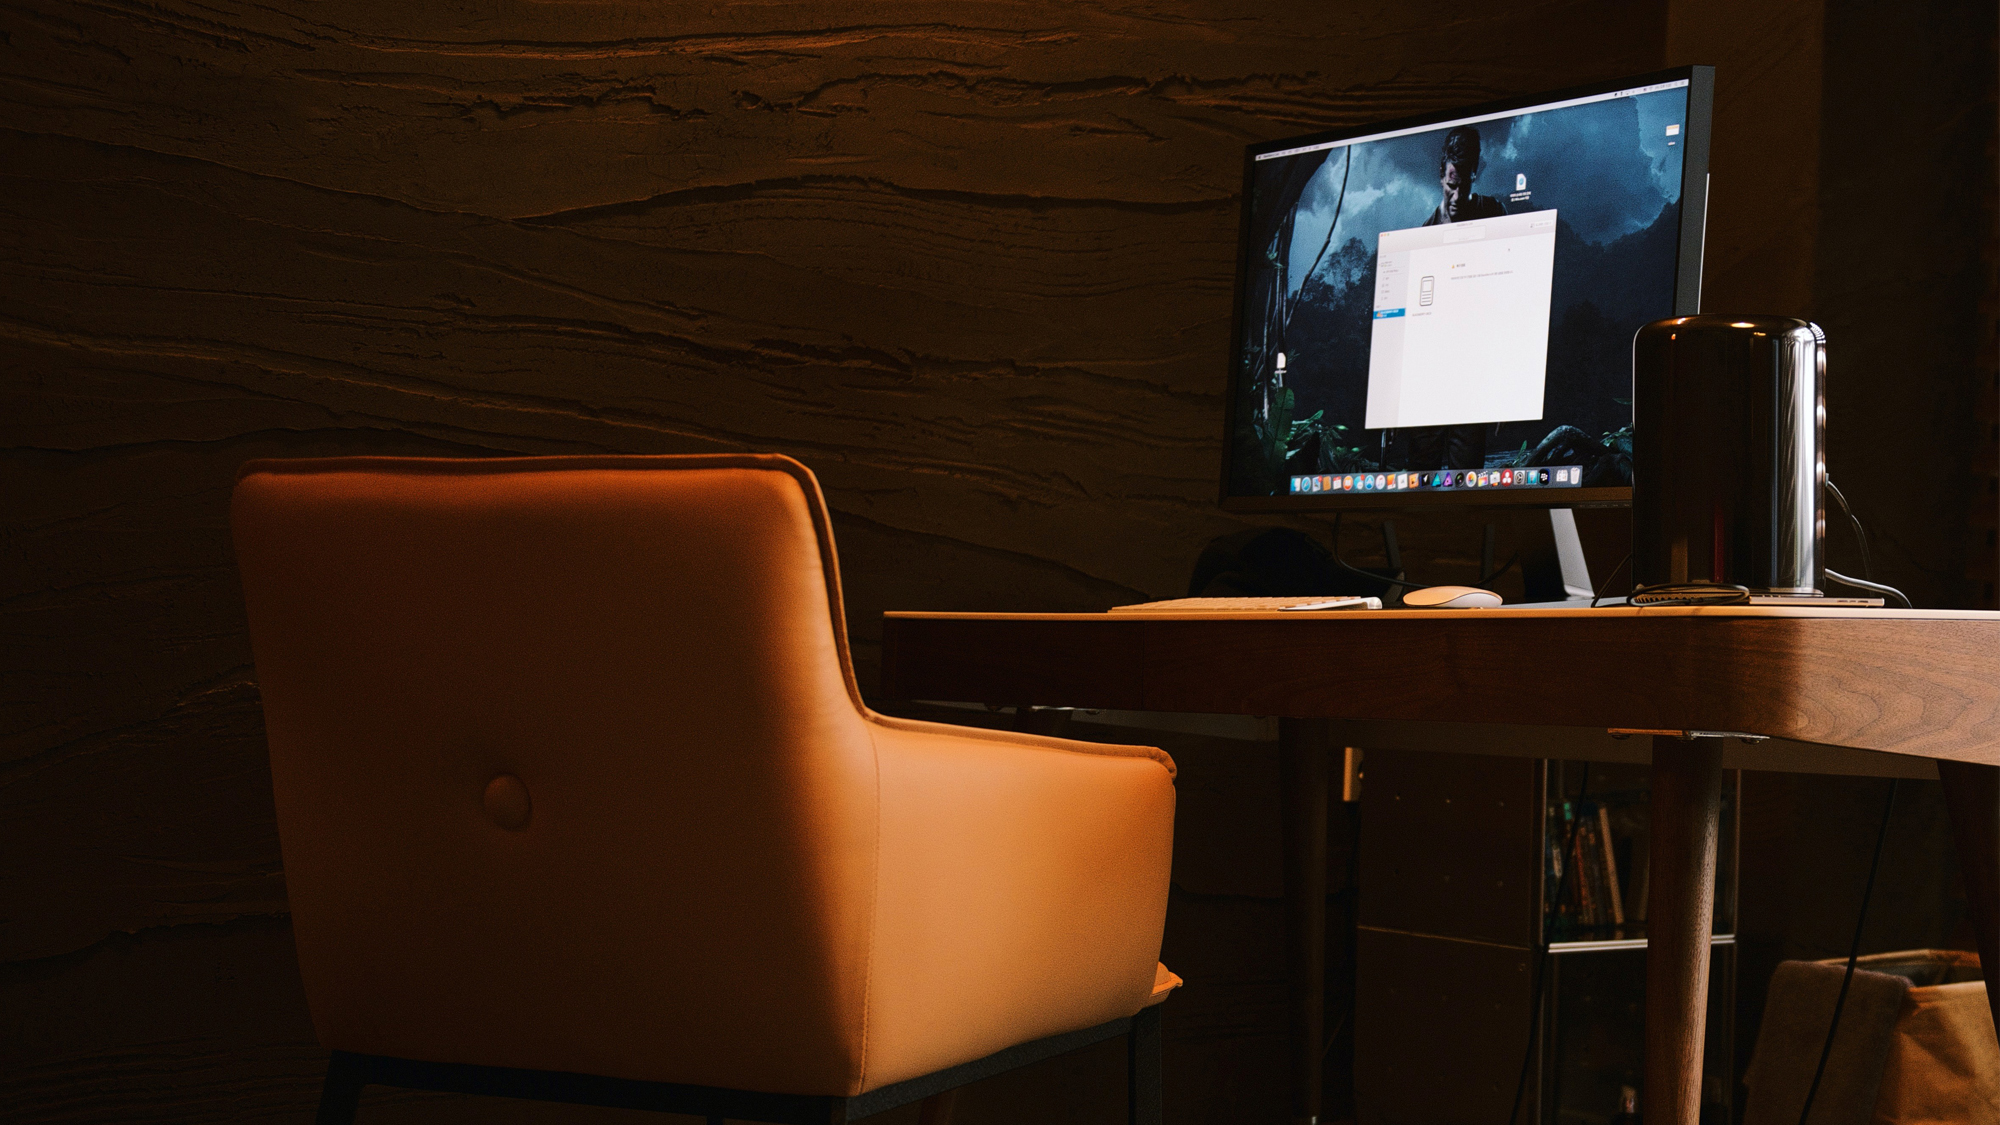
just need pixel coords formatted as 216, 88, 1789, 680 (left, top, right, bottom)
1402, 584, 1503, 609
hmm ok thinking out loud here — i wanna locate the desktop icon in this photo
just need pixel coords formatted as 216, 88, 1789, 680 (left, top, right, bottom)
1516, 173, 1527, 191
1539, 469, 1550, 484
1343, 475, 1354, 490
1376, 474, 1387, 490
1501, 470, 1512, 485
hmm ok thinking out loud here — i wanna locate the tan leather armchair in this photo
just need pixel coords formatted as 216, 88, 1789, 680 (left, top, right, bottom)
231, 454, 1179, 1124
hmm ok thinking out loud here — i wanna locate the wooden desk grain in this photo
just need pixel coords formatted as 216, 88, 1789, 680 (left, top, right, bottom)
882, 606, 2000, 765
879, 606, 2000, 1125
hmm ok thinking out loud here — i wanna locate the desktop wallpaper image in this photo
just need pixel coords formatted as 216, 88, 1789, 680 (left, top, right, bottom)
1229, 88, 1690, 497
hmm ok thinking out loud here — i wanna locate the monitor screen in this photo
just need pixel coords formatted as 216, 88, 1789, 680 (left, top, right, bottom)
1221, 67, 1712, 509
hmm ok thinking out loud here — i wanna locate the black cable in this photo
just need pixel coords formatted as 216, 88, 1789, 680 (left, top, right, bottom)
1823, 477, 1912, 606
1479, 550, 1521, 590
1826, 568, 1913, 609
1508, 763, 1590, 1125
1797, 778, 1900, 1125
1590, 551, 1633, 608
1825, 479, 1873, 582
1330, 511, 1519, 596
1330, 511, 1411, 593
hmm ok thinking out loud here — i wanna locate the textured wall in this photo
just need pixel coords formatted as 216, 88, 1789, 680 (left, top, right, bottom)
5, 1, 1988, 1122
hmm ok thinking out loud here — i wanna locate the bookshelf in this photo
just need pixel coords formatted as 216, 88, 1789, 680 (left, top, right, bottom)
1539, 758, 1739, 1124
1354, 750, 1740, 1125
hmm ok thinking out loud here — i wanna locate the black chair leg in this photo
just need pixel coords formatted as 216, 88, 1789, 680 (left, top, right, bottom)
917, 1089, 959, 1125
317, 1052, 367, 1125
1128, 1005, 1162, 1125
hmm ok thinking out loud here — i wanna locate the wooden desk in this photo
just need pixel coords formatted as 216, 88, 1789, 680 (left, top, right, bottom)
878, 605, 2000, 1125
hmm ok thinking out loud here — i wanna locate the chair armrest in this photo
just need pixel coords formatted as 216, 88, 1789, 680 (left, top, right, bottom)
864, 711, 1176, 777
854, 715, 1176, 1091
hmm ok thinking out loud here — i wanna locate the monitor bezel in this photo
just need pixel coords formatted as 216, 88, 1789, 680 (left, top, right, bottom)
1217, 64, 1715, 513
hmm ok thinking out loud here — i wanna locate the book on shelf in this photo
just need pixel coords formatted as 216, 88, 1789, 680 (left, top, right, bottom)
1552, 798, 1633, 937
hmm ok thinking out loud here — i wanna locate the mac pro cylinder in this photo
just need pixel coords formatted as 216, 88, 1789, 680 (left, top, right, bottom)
1632, 315, 1826, 594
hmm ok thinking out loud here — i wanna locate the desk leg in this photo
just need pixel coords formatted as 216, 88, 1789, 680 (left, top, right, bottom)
1938, 760, 2000, 1044
1643, 736, 1723, 1125
1280, 718, 1329, 1125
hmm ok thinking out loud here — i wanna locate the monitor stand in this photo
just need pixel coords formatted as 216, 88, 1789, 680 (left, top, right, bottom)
1516, 508, 1597, 607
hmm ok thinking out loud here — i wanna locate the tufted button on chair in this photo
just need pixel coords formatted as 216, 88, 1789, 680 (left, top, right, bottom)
231, 454, 1179, 1125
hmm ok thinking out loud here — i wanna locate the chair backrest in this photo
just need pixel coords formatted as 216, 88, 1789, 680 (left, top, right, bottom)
233, 454, 882, 1093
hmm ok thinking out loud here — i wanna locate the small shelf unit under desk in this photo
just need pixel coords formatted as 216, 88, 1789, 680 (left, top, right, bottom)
1355, 751, 1740, 1125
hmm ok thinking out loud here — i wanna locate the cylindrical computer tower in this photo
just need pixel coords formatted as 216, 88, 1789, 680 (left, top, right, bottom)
1632, 315, 1825, 595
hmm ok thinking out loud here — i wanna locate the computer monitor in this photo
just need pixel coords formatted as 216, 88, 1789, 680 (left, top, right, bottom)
1220, 66, 1713, 511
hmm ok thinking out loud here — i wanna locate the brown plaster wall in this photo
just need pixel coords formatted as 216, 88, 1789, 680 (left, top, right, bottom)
3, 1, 1992, 1122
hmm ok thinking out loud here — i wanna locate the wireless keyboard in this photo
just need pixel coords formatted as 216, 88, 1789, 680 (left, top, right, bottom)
1108, 596, 1383, 613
